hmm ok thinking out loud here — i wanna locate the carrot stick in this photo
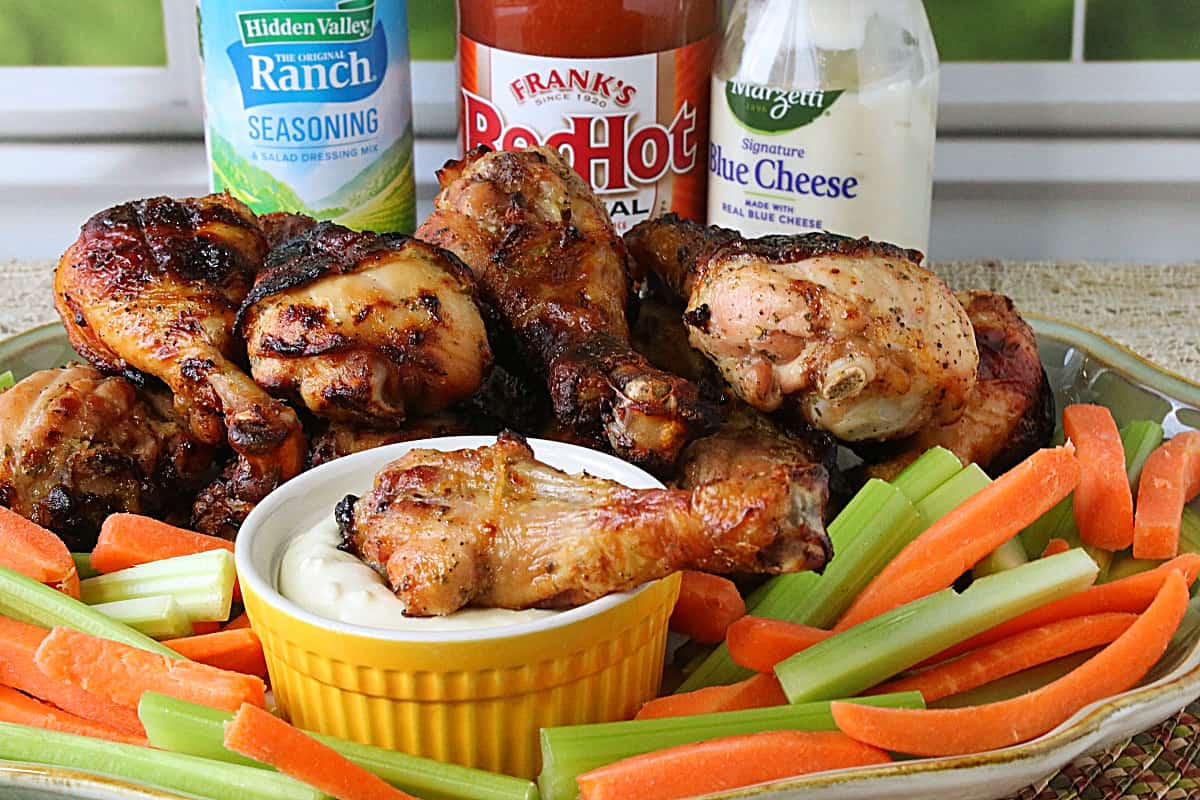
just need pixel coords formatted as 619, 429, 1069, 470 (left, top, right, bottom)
0, 506, 77, 595
1063, 405, 1135, 550
1133, 432, 1200, 560
0, 615, 143, 735
576, 730, 891, 800
669, 571, 746, 645
223, 702, 418, 800
91, 515, 239, 600
921, 554, 1200, 667
166, 629, 268, 679
635, 673, 786, 720
727, 616, 832, 673
833, 570, 1190, 756
0, 684, 147, 746
1041, 538, 1071, 558
189, 621, 223, 636
34, 627, 265, 713
836, 447, 1080, 631
871, 612, 1136, 703
223, 613, 251, 631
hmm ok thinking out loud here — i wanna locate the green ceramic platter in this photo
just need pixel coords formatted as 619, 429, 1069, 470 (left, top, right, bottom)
0, 318, 1195, 800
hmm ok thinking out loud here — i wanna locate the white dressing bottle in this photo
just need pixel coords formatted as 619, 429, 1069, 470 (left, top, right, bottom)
707, 0, 939, 252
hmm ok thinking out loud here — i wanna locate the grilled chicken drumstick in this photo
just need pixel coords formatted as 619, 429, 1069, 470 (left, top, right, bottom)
626, 215, 979, 442
416, 146, 718, 471
0, 366, 214, 550
338, 432, 830, 616
859, 291, 1054, 480
54, 193, 305, 534
239, 222, 492, 426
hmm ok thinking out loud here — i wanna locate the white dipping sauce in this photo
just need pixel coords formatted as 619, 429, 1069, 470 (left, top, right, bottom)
277, 516, 557, 631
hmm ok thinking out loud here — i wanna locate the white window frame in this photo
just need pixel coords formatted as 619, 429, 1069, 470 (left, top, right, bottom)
0, 0, 203, 137
939, 0, 1200, 133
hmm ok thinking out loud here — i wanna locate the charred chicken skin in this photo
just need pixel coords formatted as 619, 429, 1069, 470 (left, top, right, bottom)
0, 366, 213, 550
337, 432, 830, 616
860, 291, 1054, 480
239, 222, 492, 427
626, 215, 979, 442
416, 146, 718, 471
54, 193, 306, 534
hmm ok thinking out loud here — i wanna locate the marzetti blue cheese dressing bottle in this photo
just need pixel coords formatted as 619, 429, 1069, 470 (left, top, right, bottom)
198, 0, 416, 233
707, 0, 938, 252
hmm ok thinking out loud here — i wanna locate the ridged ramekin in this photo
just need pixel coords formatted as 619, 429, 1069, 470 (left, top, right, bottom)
235, 436, 679, 779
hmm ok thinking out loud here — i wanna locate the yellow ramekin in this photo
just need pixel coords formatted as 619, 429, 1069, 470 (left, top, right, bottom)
236, 436, 680, 780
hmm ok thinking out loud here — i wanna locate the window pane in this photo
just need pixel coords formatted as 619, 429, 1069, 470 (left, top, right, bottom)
1086, 0, 1200, 60
0, 0, 166, 66
408, 0, 455, 61
924, 0, 1076, 61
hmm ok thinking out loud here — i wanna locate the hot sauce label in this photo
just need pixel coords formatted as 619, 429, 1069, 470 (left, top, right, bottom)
460, 36, 715, 232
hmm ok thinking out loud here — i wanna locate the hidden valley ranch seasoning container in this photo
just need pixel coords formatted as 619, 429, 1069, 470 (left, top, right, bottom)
198, 0, 417, 233
459, 0, 719, 232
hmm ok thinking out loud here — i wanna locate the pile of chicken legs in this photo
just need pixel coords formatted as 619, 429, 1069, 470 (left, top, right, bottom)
0, 144, 1052, 612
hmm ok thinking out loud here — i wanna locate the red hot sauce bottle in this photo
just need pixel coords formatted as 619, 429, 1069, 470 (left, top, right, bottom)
458, 0, 719, 232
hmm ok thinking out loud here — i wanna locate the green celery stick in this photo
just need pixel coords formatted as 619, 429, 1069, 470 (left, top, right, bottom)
1102, 554, 1158, 583
70, 552, 100, 580
913, 464, 990, 530
1181, 506, 1200, 554
677, 479, 920, 691
0, 564, 177, 657
91, 596, 192, 639
0, 721, 320, 800
138, 693, 538, 800
775, 549, 1099, 703
536, 691, 924, 800
1121, 420, 1165, 493
1020, 496, 1072, 559
80, 550, 235, 623
0, 371, 13, 391
973, 537, 1030, 577
890, 447, 962, 505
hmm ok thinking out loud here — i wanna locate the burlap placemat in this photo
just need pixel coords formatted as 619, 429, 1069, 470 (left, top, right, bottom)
1, 257, 1198, 798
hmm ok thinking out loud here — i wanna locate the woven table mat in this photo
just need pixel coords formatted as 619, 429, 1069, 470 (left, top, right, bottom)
1, 257, 1199, 799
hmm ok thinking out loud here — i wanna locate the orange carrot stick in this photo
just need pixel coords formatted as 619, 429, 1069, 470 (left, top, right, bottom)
0, 615, 143, 735
91, 514, 239, 600
166, 629, 268, 678
34, 627, 265, 713
0, 506, 77, 595
0, 684, 147, 746
836, 446, 1080, 631
871, 612, 1136, 703
833, 570, 1189, 756
1041, 538, 1071, 558
726, 616, 832, 673
223, 612, 252, 631
577, 730, 891, 800
223, 702, 417, 800
921, 553, 1200, 667
189, 621, 223, 636
1063, 404, 1135, 550
669, 571, 746, 645
635, 673, 786, 720
1133, 432, 1200, 560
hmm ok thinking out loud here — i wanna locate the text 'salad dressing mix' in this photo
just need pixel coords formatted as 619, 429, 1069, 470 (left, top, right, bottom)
459, 0, 719, 233
199, 0, 416, 233
708, 0, 939, 251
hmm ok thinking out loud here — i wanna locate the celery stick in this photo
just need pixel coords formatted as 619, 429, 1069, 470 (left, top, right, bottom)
80, 550, 235, 623
0, 371, 13, 391
1122, 420, 1165, 493
536, 691, 924, 800
677, 479, 920, 691
974, 537, 1030, 577
1182, 506, 1200, 554
0, 721, 320, 800
890, 447, 962, 505
775, 549, 1099, 704
1103, 554, 1158, 583
70, 552, 99, 580
0, 564, 177, 657
138, 693, 538, 800
1021, 496, 1072, 560
91, 596, 192, 640
914, 463, 991, 530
